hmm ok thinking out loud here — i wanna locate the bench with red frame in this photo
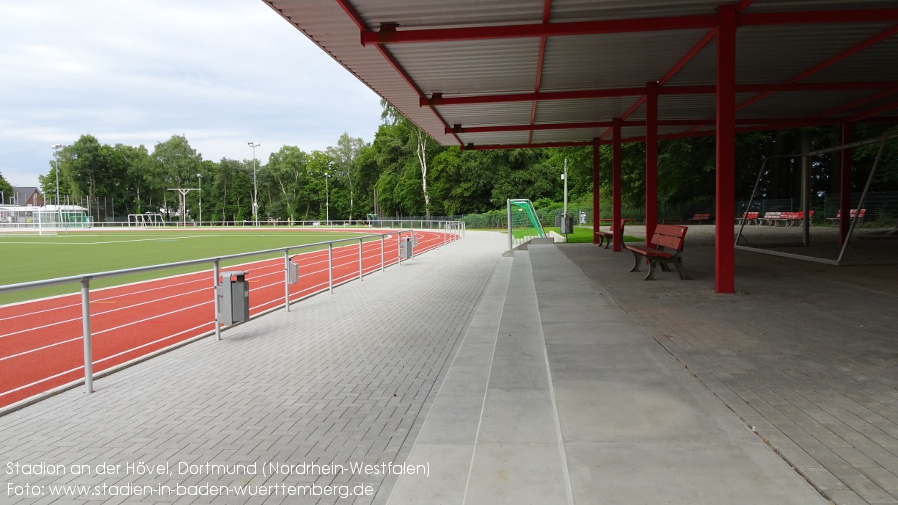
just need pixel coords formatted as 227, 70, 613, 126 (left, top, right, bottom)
625, 224, 691, 280
687, 213, 712, 223
828, 208, 865, 227
736, 211, 760, 225
762, 210, 814, 226
596, 219, 627, 249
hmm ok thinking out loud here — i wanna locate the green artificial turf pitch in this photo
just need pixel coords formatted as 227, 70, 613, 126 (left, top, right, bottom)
0, 229, 369, 305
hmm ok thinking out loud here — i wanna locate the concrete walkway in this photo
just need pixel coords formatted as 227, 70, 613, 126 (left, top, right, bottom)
2, 228, 895, 504
387, 243, 826, 504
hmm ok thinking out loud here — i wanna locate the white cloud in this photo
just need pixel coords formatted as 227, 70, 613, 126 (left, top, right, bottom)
0, 0, 383, 187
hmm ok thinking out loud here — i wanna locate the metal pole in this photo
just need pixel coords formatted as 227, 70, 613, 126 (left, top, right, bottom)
248, 142, 260, 227
81, 277, 94, 393
398, 232, 403, 265
197, 173, 202, 227
381, 234, 385, 272
284, 250, 291, 312
411, 230, 415, 260
507, 199, 513, 251
328, 243, 334, 294
359, 239, 365, 281
53, 144, 62, 228
213, 260, 221, 340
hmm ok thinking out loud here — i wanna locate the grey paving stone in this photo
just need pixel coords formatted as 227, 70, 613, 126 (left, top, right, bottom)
0, 231, 508, 505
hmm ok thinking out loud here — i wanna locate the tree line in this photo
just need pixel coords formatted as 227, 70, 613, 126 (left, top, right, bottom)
29, 100, 898, 224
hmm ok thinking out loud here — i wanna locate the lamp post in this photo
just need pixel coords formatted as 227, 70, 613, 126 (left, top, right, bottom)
247, 142, 260, 226
52, 144, 62, 226
324, 172, 330, 225
196, 173, 202, 226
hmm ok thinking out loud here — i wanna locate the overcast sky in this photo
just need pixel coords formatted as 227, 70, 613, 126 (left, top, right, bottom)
0, 0, 383, 188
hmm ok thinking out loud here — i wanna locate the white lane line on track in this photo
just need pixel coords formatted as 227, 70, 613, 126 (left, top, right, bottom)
0, 300, 212, 363
0, 321, 211, 399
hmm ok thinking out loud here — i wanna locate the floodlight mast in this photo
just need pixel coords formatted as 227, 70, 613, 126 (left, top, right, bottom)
197, 173, 202, 226
248, 142, 260, 227
52, 144, 63, 227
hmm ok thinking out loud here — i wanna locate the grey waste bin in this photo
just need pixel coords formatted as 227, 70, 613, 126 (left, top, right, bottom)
287, 260, 299, 284
555, 214, 574, 234
399, 237, 413, 259
218, 270, 249, 325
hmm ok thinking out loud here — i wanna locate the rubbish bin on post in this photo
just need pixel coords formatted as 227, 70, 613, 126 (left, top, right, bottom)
217, 270, 249, 325
399, 236, 413, 260
287, 260, 299, 284
555, 214, 574, 234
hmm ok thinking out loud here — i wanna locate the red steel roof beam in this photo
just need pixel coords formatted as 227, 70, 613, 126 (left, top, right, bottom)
528, 0, 554, 144
425, 81, 898, 107
737, 24, 898, 112
817, 87, 898, 118
363, 9, 898, 47
740, 9, 898, 26
334, 0, 464, 146
846, 99, 898, 122
362, 15, 717, 46
600, 27, 717, 141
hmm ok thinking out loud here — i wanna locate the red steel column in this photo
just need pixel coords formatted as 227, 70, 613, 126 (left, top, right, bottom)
840, 123, 853, 245
593, 138, 601, 244
715, 5, 736, 293
646, 81, 659, 247
612, 118, 623, 252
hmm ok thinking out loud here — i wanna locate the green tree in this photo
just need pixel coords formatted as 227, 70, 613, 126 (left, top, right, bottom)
327, 133, 366, 221
150, 135, 202, 221
0, 172, 13, 204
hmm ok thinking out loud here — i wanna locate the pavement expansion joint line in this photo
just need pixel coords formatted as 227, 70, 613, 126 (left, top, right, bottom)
460, 258, 509, 505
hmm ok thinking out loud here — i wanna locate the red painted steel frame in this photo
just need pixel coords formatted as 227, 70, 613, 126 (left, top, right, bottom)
716, 6, 737, 294
593, 139, 601, 245
645, 82, 659, 247
840, 124, 853, 245
612, 119, 623, 252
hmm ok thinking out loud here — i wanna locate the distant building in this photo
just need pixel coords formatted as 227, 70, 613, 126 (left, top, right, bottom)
11, 187, 44, 206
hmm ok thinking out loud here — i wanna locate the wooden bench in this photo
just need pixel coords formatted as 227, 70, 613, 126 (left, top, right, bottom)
736, 211, 759, 225
596, 219, 627, 249
687, 213, 711, 223
828, 208, 865, 227
625, 224, 691, 280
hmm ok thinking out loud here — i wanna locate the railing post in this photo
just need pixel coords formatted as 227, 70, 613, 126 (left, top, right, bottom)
358, 238, 364, 281
328, 243, 334, 294
81, 277, 94, 394
213, 260, 221, 340
398, 231, 403, 266
284, 250, 291, 312
381, 234, 385, 272
411, 229, 416, 260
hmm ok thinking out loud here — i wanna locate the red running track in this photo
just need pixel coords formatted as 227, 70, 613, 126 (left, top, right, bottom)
0, 230, 453, 408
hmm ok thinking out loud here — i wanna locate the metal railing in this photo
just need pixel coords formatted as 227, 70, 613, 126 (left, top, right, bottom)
0, 223, 464, 406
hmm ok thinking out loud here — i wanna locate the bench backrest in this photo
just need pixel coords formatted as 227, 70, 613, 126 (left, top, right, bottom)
651, 224, 687, 251
835, 208, 866, 218
763, 211, 782, 219
742, 212, 759, 219
692, 213, 710, 219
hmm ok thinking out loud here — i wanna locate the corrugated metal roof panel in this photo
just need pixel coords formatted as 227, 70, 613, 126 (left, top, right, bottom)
541, 30, 711, 90
738, 90, 883, 119
535, 97, 644, 124
735, 24, 894, 85
353, 0, 544, 29
549, 0, 734, 22
391, 38, 539, 95
436, 102, 534, 128
268, 0, 898, 149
